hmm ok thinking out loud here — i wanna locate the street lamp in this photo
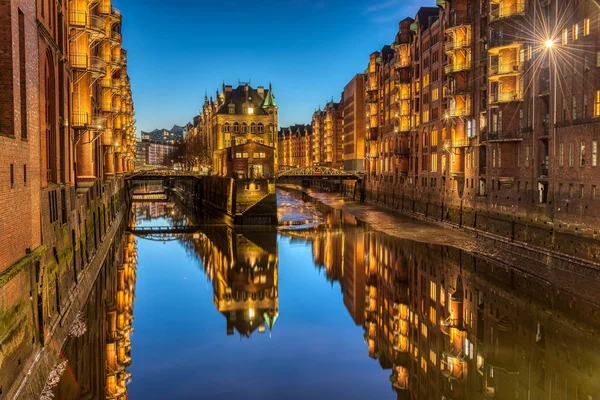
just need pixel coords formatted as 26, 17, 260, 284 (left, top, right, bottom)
544, 39, 554, 49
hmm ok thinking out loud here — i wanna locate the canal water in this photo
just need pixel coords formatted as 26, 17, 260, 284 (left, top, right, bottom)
56, 187, 600, 399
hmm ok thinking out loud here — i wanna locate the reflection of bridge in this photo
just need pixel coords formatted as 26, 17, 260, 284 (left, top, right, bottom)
127, 168, 205, 181
128, 226, 200, 235
277, 167, 361, 180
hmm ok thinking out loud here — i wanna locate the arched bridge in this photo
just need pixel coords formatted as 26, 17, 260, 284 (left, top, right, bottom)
277, 167, 362, 180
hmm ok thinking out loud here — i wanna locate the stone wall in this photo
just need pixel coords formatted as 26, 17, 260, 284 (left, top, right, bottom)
0, 177, 128, 399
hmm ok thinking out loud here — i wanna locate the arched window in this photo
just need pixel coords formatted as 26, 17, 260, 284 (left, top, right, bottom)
257, 123, 264, 133
223, 123, 230, 133
250, 123, 256, 133
233, 122, 240, 133
241, 123, 248, 133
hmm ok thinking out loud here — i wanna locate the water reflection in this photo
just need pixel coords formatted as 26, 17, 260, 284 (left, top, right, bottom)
123, 193, 600, 400
278, 192, 600, 400
54, 225, 137, 400
178, 227, 279, 337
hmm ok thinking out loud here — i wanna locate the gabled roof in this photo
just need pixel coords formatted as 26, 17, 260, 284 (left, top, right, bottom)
216, 84, 275, 115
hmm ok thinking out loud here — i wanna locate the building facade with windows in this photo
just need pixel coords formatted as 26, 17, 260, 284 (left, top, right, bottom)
200, 83, 278, 178
358, 0, 600, 229
278, 124, 313, 170
0, 0, 136, 397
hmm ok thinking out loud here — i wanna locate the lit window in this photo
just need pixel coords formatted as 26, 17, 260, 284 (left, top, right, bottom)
585, 19, 590, 36
593, 141, 597, 166
562, 29, 568, 45
430, 350, 437, 366
247, 107, 254, 115
581, 141, 586, 167
430, 282, 437, 302
595, 91, 600, 117
432, 88, 439, 101
574, 24, 579, 40
235, 153, 242, 159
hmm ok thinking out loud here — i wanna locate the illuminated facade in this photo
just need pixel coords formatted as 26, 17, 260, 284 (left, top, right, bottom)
200, 83, 279, 178
278, 124, 313, 170
311, 102, 344, 168
342, 75, 366, 172
181, 226, 279, 337
0, 0, 135, 396
356, 0, 600, 230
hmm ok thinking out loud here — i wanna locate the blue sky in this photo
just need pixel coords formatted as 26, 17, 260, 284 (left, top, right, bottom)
115, 0, 423, 133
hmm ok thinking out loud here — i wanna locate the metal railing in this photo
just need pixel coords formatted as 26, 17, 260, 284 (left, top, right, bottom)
69, 11, 87, 28
88, 14, 106, 35
89, 56, 107, 74
489, 61, 524, 76
445, 62, 470, 74
447, 104, 472, 117
445, 38, 470, 52
70, 53, 88, 69
71, 112, 89, 128
111, 31, 123, 43
489, 91, 523, 104
490, 3, 525, 22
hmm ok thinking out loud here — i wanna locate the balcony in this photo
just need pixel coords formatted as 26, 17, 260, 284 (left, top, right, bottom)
394, 57, 411, 70
489, 61, 524, 78
490, 3, 525, 23
366, 127, 378, 141
445, 38, 470, 52
100, 77, 112, 89
109, 30, 123, 45
88, 14, 106, 38
70, 53, 88, 70
489, 35, 523, 51
71, 112, 89, 129
447, 103, 471, 117
101, 99, 112, 113
447, 84, 470, 96
99, 5, 122, 21
91, 115, 108, 130
445, 61, 471, 74
489, 91, 523, 105
447, 15, 472, 29
68, 11, 87, 29
90, 56, 107, 75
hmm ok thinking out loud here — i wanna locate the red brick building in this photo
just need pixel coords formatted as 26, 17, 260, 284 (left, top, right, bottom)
0, 0, 136, 397
278, 124, 312, 170
357, 0, 600, 234
342, 74, 366, 172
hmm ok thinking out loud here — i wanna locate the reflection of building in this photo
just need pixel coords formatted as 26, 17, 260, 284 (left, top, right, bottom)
105, 233, 137, 399
181, 227, 279, 337
54, 231, 137, 400
280, 204, 600, 399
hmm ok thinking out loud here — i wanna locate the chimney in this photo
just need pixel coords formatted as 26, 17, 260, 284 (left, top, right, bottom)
257, 86, 265, 98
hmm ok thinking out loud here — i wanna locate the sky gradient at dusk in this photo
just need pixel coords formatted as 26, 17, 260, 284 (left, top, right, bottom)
115, 0, 422, 133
